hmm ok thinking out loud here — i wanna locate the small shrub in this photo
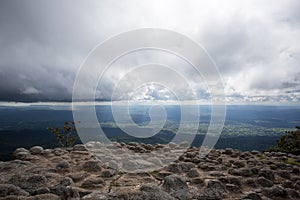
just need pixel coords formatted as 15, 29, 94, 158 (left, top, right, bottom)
48, 121, 79, 148
266, 126, 300, 155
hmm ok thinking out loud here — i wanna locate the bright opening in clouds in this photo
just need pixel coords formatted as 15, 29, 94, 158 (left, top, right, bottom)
0, 0, 299, 104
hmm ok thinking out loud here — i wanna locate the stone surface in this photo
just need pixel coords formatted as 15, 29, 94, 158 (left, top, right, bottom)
256, 177, 274, 187
186, 168, 199, 178
82, 160, 102, 172
242, 192, 262, 200
29, 146, 44, 155
0, 143, 299, 200
0, 184, 29, 197
162, 175, 191, 199
262, 185, 288, 199
203, 180, 227, 199
81, 176, 105, 189
140, 184, 173, 200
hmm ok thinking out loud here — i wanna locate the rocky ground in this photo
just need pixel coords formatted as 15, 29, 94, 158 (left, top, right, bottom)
0, 142, 299, 200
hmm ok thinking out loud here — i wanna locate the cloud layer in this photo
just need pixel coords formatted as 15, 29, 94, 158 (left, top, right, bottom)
0, 0, 299, 104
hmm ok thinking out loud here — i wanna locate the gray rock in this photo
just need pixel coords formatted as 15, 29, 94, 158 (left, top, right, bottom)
228, 168, 253, 177
140, 184, 174, 200
143, 144, 155, 151
13, 148, 31, 160
185, 151, 197, 159
282, 180, 293, 188
152, 171, 173, 180
56, 161, 70, 172
163, 175, 191, 200
263, 185, 288, 199
69, 173, 89, 182
82, 192, 108, 200
53, 148, 67, 156
233, 160, 245, 168
131, 146, 147, 153
198, 163, 216, 171
108, 160, 118, 170
230, 151, 240, 158
276, 170, 290, 179
258, 169, 275, 181
247, 159, 258, 166
34, 187, 50, 195
60, 177, 74, 186
82, 160, 102, 172
25, 193, 61, 200
250, 150, 260, 155
0, 184, 29, 197
121, 159, 156, 172
203, 180, 227, 199
216, 157, 223, 164
209, 171, 224, 177
128, 142, 139, 146
243, 178, 257, 188
42, 149, 53, 156
100, 169, 116, 178
219, 176, 242, 186
186, 168, 199, 178
286, 188, 299, 198
81, 176, 105, 189
29, 146, 44, 155
9, 174, 47, 190
69, 186, 92, 198
190, 177, 204, 185
269, 164, 277, 170
13, 148, 29, 155
242, 192, 262, 200
167, 163, 182, 173
179, 141, 188, 148
73, 144, 88, 151
226, 183, 241, 193
250, 167, 260, 174
256, 177, 273, 187
179, 162, 195, 172
292, 167, 300, 174
224, 148, 233, 155
62, 186, 81, 200
168, 142, 177, 148
294, 180, 300, 190
49, 185, 66, 196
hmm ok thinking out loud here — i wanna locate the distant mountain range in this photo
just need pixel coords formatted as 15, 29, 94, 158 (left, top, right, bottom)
0, 105, 299, 160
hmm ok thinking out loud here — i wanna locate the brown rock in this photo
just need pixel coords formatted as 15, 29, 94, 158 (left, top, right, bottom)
256, 177, 273, 187
0, 184, 29, 197
186, 168, 199, 178
242, 192, 262, 200
82, 160, 102, 172
29, 146, 44, 155
203, 180, 227, 199
163, 175, 191, 199
24, 193, 60, 200
81, 176, 105, 189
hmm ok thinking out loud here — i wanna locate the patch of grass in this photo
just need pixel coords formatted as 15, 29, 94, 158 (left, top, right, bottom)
118, 171, 125, 176
109, 171, 125, 192
284, 158, 300, 166
259, 159, 269, 164
257, 154, 266, 160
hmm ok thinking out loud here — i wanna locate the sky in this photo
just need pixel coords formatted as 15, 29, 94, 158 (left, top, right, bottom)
0, 0, 300, 104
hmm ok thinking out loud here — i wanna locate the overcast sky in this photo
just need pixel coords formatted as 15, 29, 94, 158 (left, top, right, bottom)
0, 0, 299, 104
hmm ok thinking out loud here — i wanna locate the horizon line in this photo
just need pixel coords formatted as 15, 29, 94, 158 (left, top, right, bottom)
0, 100, 299, 107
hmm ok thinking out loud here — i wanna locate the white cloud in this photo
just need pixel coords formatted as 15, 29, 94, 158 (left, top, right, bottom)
0, 0, 299, 104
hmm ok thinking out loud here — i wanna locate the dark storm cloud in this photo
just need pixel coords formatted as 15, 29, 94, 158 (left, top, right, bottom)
0, 0, 299, 103
0, 0, 109, 101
